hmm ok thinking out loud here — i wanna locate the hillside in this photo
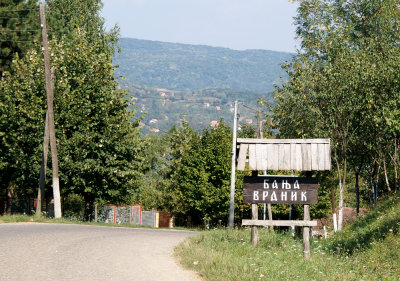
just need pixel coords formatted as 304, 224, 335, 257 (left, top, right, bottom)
114, 38, 294, 133
114, 38, 294, 93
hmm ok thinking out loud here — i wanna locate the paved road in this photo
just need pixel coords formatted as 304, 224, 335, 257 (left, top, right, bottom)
0, 223, 200, 281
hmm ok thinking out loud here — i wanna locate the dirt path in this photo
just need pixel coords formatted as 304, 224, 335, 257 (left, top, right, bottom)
0, 223, 201, 281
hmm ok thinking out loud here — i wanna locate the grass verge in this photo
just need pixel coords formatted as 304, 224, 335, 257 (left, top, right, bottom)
0, 214, 198, 231
176, 195, 400, 281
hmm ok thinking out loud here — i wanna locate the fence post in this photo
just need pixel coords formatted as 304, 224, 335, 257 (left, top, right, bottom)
94, 205, 98, 222
303, 204, 311, 260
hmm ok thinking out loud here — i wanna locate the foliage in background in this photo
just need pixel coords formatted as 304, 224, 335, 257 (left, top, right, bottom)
269, 0, 400, 229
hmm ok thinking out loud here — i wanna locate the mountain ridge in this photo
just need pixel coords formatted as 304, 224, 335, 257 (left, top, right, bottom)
114, 37, 294, 93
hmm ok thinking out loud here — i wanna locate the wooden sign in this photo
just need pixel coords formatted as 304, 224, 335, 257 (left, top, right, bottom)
243, 176, 318, 204
236, 138, 331, 171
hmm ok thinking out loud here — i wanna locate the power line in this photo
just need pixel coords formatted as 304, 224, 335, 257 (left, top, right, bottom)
0, 39, 39, 43
1, 29, 42, 32
0, 8, 39, 12
132, 96, 230, 105
1, 75, 43, 81
240, 103, 259, 112
0, 16, 33, 19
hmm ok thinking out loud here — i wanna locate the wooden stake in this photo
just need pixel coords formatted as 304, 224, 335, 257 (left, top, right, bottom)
40, 3, 62, 218
251, 203, 258, 246
303, 204, 311, 259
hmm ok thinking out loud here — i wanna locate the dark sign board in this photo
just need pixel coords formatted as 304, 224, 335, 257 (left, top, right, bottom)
243, 176, 318, 204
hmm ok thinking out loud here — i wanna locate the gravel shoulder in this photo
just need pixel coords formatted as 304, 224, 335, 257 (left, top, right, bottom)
0, 223, 201, 281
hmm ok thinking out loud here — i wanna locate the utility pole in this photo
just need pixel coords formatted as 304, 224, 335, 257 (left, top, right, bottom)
228, 100, 238, 229
36, 111, 49, 216
40, 3, 62, 218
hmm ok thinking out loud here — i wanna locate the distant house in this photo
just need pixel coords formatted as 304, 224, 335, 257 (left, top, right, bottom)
230, 107, 234, 113
245, 119, 253, 124
204, 102, 210, 108
210, 120, 219, 127
131, 97, 138, 101
216, 106, 221, 111
159, 92, 168, 97
151, 128, 160, 133
149, 119, 158, 124
239, 116, 246, 122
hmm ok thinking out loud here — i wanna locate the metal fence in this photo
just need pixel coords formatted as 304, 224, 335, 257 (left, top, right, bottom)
0, 199, 38, 215
95, 204, 158, 228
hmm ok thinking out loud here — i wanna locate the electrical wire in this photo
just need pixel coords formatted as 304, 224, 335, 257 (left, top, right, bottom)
0, 29, 42, 32
0, 39, 39, 43
0, 8, 39, 12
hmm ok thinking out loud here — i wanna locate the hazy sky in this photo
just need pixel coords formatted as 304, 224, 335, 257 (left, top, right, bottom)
101, 0, 299, 53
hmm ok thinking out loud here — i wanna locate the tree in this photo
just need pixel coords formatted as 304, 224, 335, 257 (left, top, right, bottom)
0, 0, 143, 219
271, 0, 400, 230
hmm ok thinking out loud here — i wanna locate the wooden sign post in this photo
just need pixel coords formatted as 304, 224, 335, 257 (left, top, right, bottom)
238, 138, 331, 260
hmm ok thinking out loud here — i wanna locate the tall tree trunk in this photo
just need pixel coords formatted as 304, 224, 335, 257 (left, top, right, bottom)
392, 136, 398, 191
375, 163, 380, 205
383, 159, 391, 193
355, 170, 360, 216
336, 156, 347, 231
84, 194, 95, 221
329, 173, 337, 232
6, 182, 15, 215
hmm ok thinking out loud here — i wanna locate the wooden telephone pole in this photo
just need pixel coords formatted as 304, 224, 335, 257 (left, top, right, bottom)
39, 3, 62, 218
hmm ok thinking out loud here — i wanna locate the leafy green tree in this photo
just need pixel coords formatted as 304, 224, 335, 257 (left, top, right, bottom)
168, 120, 233, 225
271, 0, 400, 229
0, 50, 46, 204
0, 0, 40, 76
0, 0, 143, 219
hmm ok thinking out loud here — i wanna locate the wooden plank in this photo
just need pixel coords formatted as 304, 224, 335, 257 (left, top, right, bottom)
325, 143, 331, 170
267, 144, 279, 170
317, 143, 325, 170
311, 143, 319, 170
301, 144, 311, 171
243, 176, 319, 204
290, 143, 297, 171
262, 144, 269, 171
251, 204, 258, 246
295, 144, 302, 171
237, 143, 248, 171
242, 219, 318, 227
303, 205, 311, 259
248, 144, 256, 170
255, 144, 266, 170
278, 144, 284, 170
237, 138, 330, 144
281, 144, 291, 170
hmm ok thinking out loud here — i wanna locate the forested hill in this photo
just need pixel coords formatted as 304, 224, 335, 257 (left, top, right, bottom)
114, 38, 294, 93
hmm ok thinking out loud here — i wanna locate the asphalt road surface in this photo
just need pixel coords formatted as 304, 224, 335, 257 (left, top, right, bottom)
0, 223, 200, 281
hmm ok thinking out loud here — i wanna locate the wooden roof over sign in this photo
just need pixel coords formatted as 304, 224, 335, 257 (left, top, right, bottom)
236, 138, 331, 171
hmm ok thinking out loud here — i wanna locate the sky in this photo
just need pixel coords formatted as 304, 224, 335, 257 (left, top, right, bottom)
101, 0, 299, 53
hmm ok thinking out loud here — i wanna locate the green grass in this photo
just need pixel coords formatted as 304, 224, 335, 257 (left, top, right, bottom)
176, 195, 400, 281
0, 214, 198, 231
